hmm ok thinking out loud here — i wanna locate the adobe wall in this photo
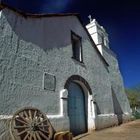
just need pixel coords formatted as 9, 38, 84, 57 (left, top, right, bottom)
102, 47, 132, 121
0, 8, 120, 139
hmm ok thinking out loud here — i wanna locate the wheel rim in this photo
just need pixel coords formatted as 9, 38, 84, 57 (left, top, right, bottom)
10, 107, 53, 140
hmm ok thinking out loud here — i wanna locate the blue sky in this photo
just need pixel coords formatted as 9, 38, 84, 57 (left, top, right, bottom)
1, 0, 140, 88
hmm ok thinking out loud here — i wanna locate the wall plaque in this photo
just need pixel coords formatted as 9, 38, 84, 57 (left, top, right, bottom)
44, 73, 56, 91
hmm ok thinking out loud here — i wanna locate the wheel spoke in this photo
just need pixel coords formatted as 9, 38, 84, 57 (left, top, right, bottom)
36, 116, 40, 124
38, 131, 49, 140
18, 114, 28, 123
33, 110, 37, 119
15, 118, 28, 125
17, 129, 29, 136
36, 114, 43, 123
38, 128, 49, 134
29, 110, 33, 121
37, 118, 48, 125
38, 125, 49, 127
35, 132, 42, 140
23, 132, 30, 140
33, 133, 37, 140
14, 126, 29, 129
24, 111, 29, 118
29, 132, 33, 140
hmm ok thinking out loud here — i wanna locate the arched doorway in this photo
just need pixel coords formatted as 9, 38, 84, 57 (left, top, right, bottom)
68, 82, 87, 136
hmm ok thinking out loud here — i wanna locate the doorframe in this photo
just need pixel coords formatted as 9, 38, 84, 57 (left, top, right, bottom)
64, 75, 96, 133
67, 81, 88, 135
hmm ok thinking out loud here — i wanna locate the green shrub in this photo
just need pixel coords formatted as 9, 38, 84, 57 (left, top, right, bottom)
133, 111, 140, 119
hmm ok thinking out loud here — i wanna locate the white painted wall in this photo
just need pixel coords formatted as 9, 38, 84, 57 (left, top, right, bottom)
48, 89, 67, 118
88, 94, 96, 130
86, 20, 98, 45
96, 44, 103, 55
0, 11, 1, 18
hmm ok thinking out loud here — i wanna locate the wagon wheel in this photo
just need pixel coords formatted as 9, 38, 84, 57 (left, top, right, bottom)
10, 107, 53, 140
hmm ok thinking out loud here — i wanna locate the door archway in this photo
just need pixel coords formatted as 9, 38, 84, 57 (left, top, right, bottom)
68, 82, 87, 136
65, 75, 95, 135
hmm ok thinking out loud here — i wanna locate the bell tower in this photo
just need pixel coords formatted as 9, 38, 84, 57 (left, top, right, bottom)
86, 16, 109, 55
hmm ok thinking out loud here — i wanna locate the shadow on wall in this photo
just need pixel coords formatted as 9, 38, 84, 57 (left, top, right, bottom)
112, 87, 123, 125
2, 9, 88, 50
96, 103, 101, 115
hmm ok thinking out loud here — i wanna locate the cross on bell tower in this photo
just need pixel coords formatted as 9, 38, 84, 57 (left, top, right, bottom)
88, 15, 93, 23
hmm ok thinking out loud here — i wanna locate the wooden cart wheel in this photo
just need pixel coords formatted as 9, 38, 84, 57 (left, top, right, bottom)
10, 107, 53, 140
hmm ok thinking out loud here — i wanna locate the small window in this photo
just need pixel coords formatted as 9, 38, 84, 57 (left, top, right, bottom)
71, 31, 83, 62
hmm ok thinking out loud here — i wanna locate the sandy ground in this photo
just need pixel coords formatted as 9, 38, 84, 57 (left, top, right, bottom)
75, 120, 140, 140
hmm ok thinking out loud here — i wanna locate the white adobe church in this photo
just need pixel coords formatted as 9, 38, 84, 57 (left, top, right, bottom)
0, 3, 131, 139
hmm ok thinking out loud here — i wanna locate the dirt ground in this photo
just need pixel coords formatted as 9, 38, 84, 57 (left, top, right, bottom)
75, 120, 140, 140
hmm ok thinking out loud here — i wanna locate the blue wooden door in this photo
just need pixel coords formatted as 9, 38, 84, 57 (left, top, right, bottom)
68, 82, 87, 136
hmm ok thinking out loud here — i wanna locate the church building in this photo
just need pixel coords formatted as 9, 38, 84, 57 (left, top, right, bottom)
0, 3, 131, 139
